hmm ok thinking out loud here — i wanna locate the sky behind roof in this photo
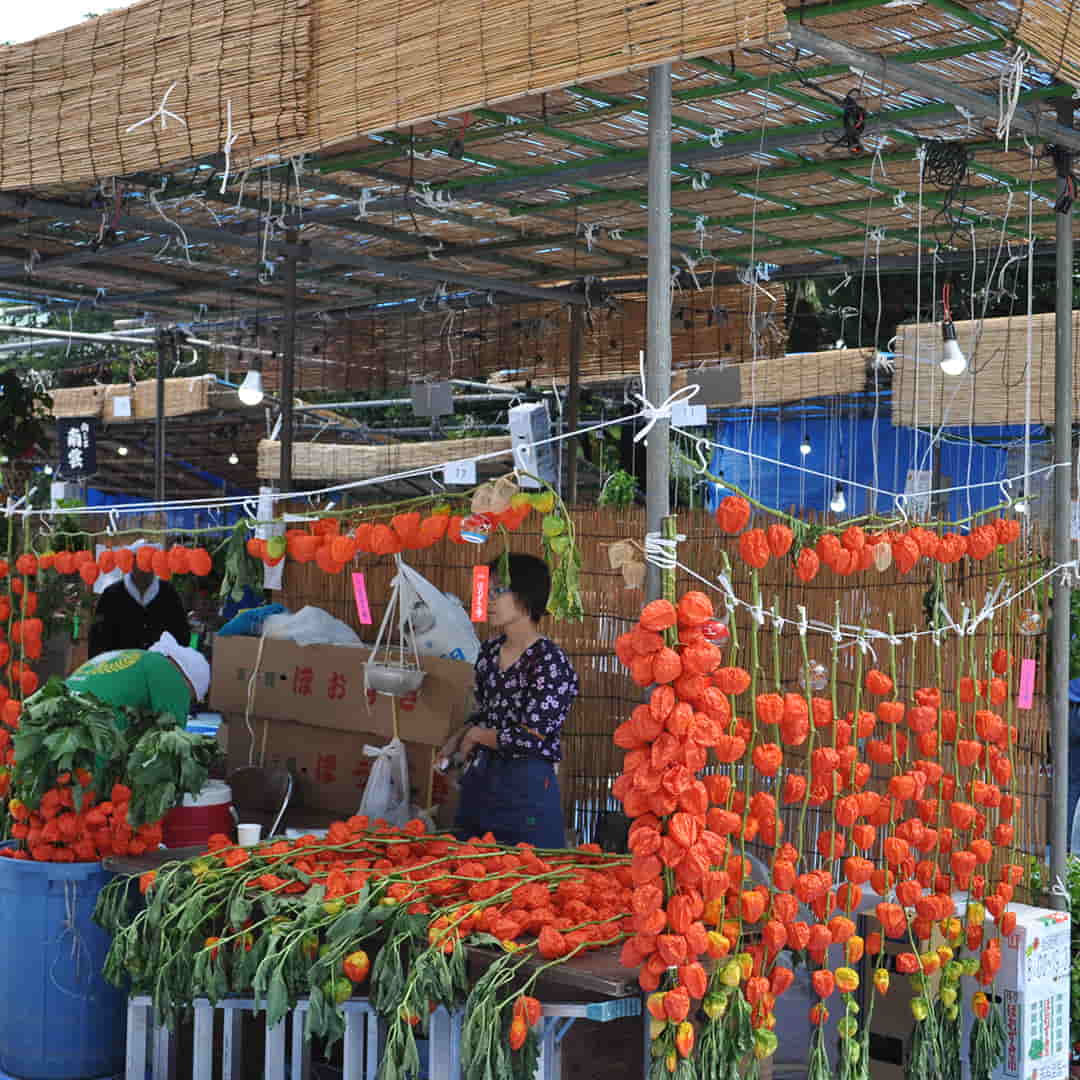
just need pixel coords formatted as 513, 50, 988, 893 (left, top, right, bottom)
6, 1, 140, 44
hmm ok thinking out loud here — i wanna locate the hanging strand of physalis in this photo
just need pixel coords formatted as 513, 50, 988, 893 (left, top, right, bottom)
835, 621, 868, 1080
931, 590, 964, 1080
731, 568, 764, 1072
800, 600, 831, 1080
902, 621, 945, 1080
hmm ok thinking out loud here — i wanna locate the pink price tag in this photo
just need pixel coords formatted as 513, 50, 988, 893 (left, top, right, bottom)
351, 572, 372, 625
471, 565, 490, 623
1017, 657, 1036, 710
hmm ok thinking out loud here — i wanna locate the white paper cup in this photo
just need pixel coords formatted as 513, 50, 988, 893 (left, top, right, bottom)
236, 823, 263, 847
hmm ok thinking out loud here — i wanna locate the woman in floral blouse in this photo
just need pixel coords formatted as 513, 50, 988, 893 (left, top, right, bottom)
452, 553, 579, 848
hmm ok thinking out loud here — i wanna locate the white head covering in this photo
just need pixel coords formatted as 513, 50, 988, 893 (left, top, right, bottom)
149, 631, 211, 702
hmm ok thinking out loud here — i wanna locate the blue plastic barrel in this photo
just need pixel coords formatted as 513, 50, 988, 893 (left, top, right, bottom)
0, 855, 126, 1079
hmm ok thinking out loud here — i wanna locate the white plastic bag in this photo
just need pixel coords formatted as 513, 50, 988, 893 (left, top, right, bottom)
395, 562, 481, 663
357, 738, 411, 827
262, 605, 361, 647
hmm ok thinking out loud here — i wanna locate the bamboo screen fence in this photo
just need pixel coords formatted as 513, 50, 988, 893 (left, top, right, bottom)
312, 290, 787, 397
282, 506, 1052, 899
290, 0, 789, 160
0, 0, 787, 191
256, 435, 512, 482
892, 312, 1080, 428
0, 0, 312, 190
1008, 0, 1080, 88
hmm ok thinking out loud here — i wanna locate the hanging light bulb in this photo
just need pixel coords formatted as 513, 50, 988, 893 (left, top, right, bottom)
830, 484, 847, 513
939, 319, 967, 376
228, 451, 239, 465
799, 433, 812, 457
237, 355, 264, 406
117, 445, 129, 457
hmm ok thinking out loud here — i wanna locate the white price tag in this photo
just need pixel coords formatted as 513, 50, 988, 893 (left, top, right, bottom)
111, 395, 132, 418
443, 459, 477, 486
671, 403, 707, 428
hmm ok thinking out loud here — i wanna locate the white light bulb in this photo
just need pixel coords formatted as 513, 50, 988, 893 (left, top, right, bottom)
228, 451, 239, 465
117, 445, 129, 457
940, 321, 967, 376
43, 465, 53, 476
800, 435, 812, 457
237, 368, 264, 406
830, 485, 847, 513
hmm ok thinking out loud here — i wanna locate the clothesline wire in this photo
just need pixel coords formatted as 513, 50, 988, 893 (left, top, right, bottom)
658, 551, 1070, 651
7, 374, 1048, 521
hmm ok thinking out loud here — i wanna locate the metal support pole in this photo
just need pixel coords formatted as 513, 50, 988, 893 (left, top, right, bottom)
154, 329, 170, 504
1051, 97, 1073, 903
280, 232, 298, 495
645, 63, 672, 602
566, 304, 584, 505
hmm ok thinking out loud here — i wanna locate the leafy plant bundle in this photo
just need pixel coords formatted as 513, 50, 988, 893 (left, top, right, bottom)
9, 678, 221, 851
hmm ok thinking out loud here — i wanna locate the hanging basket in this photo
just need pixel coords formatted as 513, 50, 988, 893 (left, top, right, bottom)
364, 660, 425, 697
364, 556, 427, 700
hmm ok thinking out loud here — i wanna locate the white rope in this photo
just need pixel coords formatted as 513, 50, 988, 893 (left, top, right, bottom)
354, 188, 378, 219
415, 183, 460, 212
709, 129, 725, 148
827, 272, 852, 297
608, 228, 624, 242
125, 81, 187, 133
643, 531, 686, 569
682, 254, 703, 291
580, 223, 600, 253
632, 351, 700, 444
691, 172, 711, 192
219, 100, 238, 194
148, 193, 193, 266
11, 405, 643, 519
996, 47, 1028, 152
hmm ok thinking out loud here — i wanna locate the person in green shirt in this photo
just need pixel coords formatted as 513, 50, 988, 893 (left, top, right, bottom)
65, 631, 211, 732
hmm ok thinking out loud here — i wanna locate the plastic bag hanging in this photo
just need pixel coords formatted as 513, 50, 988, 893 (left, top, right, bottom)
357, 738, 411, 826
364, 554, 426, 707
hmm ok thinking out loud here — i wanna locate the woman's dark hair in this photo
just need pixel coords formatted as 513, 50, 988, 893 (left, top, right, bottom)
489, 553, 550, 623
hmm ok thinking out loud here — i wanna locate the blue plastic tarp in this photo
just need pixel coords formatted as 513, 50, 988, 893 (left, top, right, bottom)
704, 415, 1041, 523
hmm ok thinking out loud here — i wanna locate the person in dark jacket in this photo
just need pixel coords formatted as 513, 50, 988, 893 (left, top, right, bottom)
88, 555, 191, 659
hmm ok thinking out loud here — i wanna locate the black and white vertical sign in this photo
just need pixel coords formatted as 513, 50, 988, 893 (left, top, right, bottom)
56, 417, 97, 479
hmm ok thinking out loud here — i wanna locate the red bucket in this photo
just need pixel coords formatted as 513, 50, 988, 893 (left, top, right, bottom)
162, 781, 234, 848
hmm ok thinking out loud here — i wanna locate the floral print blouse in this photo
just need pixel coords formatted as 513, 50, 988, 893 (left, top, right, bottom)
473, 637, 579, 761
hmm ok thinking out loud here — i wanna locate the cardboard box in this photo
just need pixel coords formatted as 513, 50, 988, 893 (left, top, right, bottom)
994, 903, 1071, 991
1000, 983, 1070, 1080
210, 636, 474, 746
223, 713, 454, 818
